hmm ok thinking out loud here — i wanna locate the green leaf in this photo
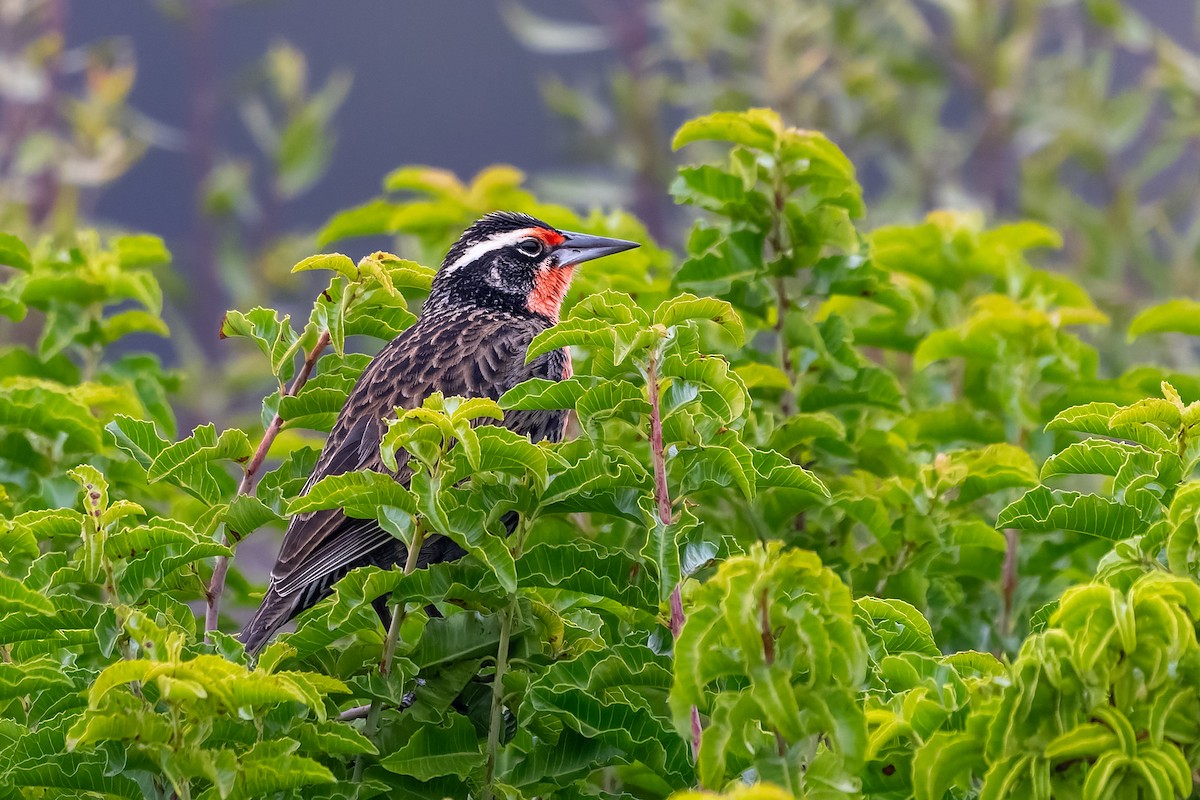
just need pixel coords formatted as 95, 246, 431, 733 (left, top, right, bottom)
0, 381, 101, 452
318, 199, 400, 246
945, 444, 1040, 505
913, 731, 980, 800
855, 596, 938, 657
414, 472, 516, 593
147, 424, 252, 503
292, 252, 358, 280
0, 573, 55, 617
640, 500, 698, 602
234, 739, 336, 798
0, 233, 32, 271
224, 494, 284, 536
519, 541, 653, 612
113, 234, 171, 268
1128, 299, 1200, 339
499, 377, 588, 411
526, 317, 614, 362
220, 307, 303, 382
654, 294, 745, 345
289, 470, 417, 520
1046, 401, 1171, 451
295, 720, 378, 757
997, 487, 1148, 540
379, 713, 484, 780
279, 386, 348, 433
769, 413, 846, 451
1044, 723, 1119, 761
751, 449, 829, 497
100, 309, 169, 343
106, 414, 169, 469
672, 109, 782, 151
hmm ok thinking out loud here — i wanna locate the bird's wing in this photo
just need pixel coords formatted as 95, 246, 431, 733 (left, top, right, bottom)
268, 309, 557, 598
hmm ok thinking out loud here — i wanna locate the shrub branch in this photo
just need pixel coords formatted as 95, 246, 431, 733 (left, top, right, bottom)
646, 346, 702, 758
204, 329, 332, 640
354, 518, 426, 780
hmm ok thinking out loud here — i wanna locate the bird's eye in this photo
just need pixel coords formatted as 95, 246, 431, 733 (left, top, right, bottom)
516, 239, 544, 258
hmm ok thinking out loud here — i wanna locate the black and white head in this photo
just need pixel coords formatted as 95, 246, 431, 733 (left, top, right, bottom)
426, 211, 638, 321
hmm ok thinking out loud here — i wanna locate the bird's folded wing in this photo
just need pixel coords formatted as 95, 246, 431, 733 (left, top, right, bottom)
266, 311, 549, 598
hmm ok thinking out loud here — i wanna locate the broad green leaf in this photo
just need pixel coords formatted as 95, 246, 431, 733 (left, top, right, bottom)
672, 109, 782, 151
1109, 397, 1181, 431
379, 713, 484, 780
640, 500, 697, 602
106, 414, 169, 469
0, 573, 54, 617
289, 470, 417, 520
913, 731, 981, 800
113, 234, 171, 268
654, 294, 745, 345
224, 494, 284, 536
769, 413, 846, 451
0, 233, 31, 272
856, 596, 938, 657
526, 317, 614, 362
413, 472, 516, 593
100, 309, 169, 343
292, 252, 357, 280
1045, 401, 1172, 451
1128, 299, 1200, 339
500, 377, 589, 410
1044, 723, 1119, 761
234, 739, 336, 798
220, 307, 303, 382
0, 381, 101, 452
997, 487, 1147, 540
751, 449, 829, 497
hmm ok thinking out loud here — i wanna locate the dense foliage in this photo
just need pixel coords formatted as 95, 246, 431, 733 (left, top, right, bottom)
4, 107, 1200, 800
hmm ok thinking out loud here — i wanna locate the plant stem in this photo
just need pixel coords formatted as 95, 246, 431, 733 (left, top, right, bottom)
482, 597, 516, 800
646, 347, 702, 758
204, 329, 331, 640
1000, 527, 1019, 639
646, 348, 673, 527
483, 508, 531, 799
353, 520, 426, 780
767, 179, 797, 416
774, 275, 796, 417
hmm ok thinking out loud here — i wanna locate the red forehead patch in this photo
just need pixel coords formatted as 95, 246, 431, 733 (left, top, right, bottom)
531, 228, 565, 247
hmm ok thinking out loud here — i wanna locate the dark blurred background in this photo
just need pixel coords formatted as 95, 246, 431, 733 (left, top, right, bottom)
71, 1, 609, 241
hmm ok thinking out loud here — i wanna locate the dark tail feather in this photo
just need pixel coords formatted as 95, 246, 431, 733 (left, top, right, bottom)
239, 587, 297, 656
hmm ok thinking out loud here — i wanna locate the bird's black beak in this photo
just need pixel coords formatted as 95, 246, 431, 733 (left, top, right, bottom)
554, 231, 639, 268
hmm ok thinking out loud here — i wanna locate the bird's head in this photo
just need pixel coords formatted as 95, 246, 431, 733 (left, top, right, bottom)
427, 211, 638, 322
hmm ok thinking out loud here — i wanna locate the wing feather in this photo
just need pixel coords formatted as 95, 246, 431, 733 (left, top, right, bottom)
268, 308, 564, 598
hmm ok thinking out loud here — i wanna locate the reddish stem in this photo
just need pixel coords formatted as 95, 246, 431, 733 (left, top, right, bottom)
1000, 527, 1019, 638
647, 348, 701, 757
647, 349, 672, 526
204, 330, 332, 639
760, 587, 774, 665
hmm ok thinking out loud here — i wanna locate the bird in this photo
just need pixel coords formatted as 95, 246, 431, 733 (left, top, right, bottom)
239, 211, 639, 654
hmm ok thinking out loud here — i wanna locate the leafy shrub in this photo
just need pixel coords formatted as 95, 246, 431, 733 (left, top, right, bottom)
3, 108, 1200, 800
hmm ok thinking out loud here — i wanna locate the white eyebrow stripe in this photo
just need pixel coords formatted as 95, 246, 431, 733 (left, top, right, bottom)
444, 228, 539, 274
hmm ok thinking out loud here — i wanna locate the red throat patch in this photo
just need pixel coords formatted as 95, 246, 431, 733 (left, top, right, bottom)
528, 266, 575, 322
